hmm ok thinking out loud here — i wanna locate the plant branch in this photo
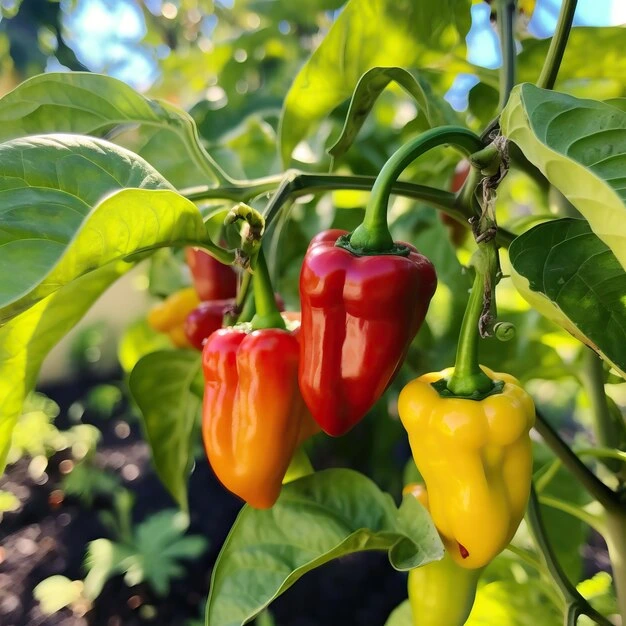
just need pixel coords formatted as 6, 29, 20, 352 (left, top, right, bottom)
527, 485, 613, 626
182, 173, 516, 247
497, 0, 517, 110
534, 410, 620, 512
581, 348, 626, 479
537, 0, 578, 89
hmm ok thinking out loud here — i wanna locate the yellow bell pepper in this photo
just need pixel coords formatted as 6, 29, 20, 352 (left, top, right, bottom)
147, 287, 200, 348
398, 366, 535, 569
405, 484, 481, 626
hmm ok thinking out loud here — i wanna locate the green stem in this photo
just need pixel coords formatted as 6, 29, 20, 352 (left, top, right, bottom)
349, 127, 485, 252
497, 0, 517, 110
250, 250, 285, 330
455, 164, 483, 219
528, 485, 614, 626
605, 511, 626, 622
534, 410, 620, 512
581, 348, 626, 479
182, 174, 517, 248
224, 271, 252, 326
537, 0, 578, 90
447, 270, 493, 396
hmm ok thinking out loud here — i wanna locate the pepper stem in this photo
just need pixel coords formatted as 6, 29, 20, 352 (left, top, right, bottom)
250, 250, 285, 330
348, 127, 485, 253
447, 263, 493, 396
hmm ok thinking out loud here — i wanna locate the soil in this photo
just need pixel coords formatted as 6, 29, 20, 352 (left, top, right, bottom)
0, 378, 407, 626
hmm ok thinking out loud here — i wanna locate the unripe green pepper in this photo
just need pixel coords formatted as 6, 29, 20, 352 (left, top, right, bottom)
405, 484, 481, 626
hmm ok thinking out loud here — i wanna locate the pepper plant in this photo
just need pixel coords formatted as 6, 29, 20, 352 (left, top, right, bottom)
0, 0, 625, 624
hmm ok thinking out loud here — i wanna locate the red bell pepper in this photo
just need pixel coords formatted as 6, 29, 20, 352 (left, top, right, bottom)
185, 247, 237, 301
201, 323, 318, 509
184, 298, 236, 350
299, 229, 437, 436
185, 294, 287, 351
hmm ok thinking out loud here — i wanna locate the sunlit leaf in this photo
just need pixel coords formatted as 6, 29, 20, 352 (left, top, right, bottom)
517, 28, 626, 97
0, 263, 128, 472
0, 72, 225, 184
0, 134, 208, 324
206, 469, 443, 626
279, 0, 473, 164
501, 84, 626, 267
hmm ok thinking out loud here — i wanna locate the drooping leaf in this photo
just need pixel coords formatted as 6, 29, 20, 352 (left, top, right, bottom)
0, 134, 209, 324
0, 72, 225, 184
0, 262, 128, 473
279, 0, 474, 164
206, 469, 443, 626
509, 218, 626, 378
129, 350, 203, 512
501, 84, 626, 267
328, 67, 457, 160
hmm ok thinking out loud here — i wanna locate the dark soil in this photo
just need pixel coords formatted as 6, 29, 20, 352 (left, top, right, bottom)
0, 378, 407, 626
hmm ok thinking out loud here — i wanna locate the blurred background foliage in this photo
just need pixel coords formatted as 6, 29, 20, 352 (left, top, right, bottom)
0, 0, 625, 625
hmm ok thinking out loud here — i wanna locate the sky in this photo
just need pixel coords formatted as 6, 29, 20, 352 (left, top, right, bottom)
55, 0, 626, 106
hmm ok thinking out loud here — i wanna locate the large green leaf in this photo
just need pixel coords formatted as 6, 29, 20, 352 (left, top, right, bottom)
0, 262, 129, 472
501, 84, 626, 267
279, 0, 473, 164
518, 28, 626, 97
509, 219, 626, 378
206, 469, 443, 626
328, 67, 457, 161
129, 351, 203, 512
0, 134, 208, 324
0, 72, 223, 184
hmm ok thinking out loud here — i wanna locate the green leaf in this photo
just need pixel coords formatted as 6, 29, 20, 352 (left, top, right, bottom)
517, 28, 626, 98
33, 576, 85, 615
0, 263, 128, 472
509, 218, 626, 378
328, 67, 455, 160
0, 72, 224, 184
501, 84, 626, 267
129, 350, 203, 512
279, 0, 473, 164
206, 468, 443, 626
384, 600, 412, 626
0, 134, 208, 324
